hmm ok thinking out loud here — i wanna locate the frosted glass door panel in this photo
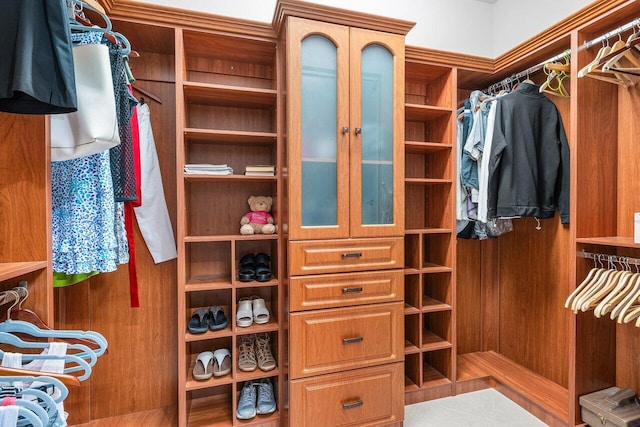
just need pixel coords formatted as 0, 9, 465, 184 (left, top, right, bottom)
360, 44, 394, 225
301, 35, 338, 227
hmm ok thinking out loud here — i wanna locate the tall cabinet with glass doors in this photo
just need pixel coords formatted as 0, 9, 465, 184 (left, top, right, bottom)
284, 15, 407, 427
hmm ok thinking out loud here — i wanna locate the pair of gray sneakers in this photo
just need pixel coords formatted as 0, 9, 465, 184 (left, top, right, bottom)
236, 378, 276, 420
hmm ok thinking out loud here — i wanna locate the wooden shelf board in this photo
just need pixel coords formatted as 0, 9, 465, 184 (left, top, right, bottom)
186, 374, 234, 392
185, 276, 233, 292
234, 318, 279, 334
235, 367, 280, 383
422, 330, 452, 351
184, 128, 277, 144
184, 173, 277, 181
405, 228, 452, 235
187, 394, 233, 427
576, 236, 640, 248
456, 351, 569, 421
235, 412, 280, 426
422, 264, 453, 274
234, 278, 279, 288
183, 81, 277, 108
404, 304, 420, 315
422, 297, 452, 313
405, 104, 452, 121
185, 326, 233, 343
404, 268, 421, 276
405, 141, 452, 153
405, 178, 452, 185
404, 341, 421, 354
185, 234, 278, 243
0, 262, 47, 282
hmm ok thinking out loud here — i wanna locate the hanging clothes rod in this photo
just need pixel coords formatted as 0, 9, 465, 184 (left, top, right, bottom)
583, 17, 640, 50
483, 49, 571, 94
578, 250, 640, 268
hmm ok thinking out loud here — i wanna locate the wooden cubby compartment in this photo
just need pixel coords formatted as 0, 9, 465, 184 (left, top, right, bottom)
186, 289, 233, 336
235, 240, 278, 286
422, 311, 452, 351
235, 376, 280, 424
422, 234, 453, 269
187, 386, 234, 427
405, 147, 452, 180
405, 185, 453, 230
423, 272, 452, 311
235, 331, 280, 383
185, 241, 232, 287
187, 336, 234, 390
423, 349, 453, 387
405, 352, 421, 390
185, 181, 277, 237
404, 274, 421, 312
405, 62, 453, 108
405, 313, 421, 353
235, 286, 279, 332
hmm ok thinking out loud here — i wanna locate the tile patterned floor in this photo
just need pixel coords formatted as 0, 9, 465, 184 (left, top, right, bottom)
404, 389, 549, 426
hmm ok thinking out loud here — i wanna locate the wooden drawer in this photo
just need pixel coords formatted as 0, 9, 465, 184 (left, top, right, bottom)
289, 302, 403, 379
290, 269, 404, 312
290, 362, 404, 427
289, 237, 404, 276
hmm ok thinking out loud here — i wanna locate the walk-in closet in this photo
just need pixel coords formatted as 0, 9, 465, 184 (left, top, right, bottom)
1, 0, 640, 426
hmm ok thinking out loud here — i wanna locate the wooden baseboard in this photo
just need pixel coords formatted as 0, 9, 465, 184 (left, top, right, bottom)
457, 351, 569, 426
70, 406, 177, 427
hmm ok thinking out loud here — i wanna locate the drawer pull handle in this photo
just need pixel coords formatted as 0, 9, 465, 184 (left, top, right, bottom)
342, 287, 363, 294
342, 399, 363, 410
342, 336, 363, 345
341, 252, 362, 259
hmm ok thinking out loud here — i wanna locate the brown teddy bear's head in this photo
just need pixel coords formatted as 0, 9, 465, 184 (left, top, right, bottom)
248, 196, 273, 212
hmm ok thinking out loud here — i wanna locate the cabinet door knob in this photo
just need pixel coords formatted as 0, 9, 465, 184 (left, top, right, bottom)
342, 336, 364, 344
341, 126, 349, 134
354, 127, 362, 135
342, 399, 364, 410
342, 287, 363, 294
341, 252, 362, 259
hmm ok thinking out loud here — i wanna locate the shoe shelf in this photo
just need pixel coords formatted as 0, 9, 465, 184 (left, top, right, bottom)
178, 27, 282, 427
404, 60, 456, 401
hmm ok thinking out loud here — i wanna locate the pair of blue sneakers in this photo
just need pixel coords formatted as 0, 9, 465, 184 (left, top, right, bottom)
236, 378, 276, 420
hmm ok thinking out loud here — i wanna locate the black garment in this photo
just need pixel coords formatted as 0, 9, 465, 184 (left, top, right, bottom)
487, 82, 570, 224
0, 0, 77, 114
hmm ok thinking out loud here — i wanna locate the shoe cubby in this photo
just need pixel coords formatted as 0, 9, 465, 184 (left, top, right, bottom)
422, 233, 453, 270
235, 287, 279, 332
187, 337, 234, 390
404, 234, 421, 272
405, 313, 421, 353
423, 348, 452, 388
422, 311, 452, 351
186, 289, 232, 339
423, 272, 452, 311
235, 331, 279, 383
185, 181, 277, 237
235, 376, 279, 424
187, 386, 234, 426
235, 240, 278, 286
185, 241, 232, 289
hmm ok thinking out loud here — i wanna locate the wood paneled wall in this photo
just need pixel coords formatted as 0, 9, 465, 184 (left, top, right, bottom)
55, 32, 178, 423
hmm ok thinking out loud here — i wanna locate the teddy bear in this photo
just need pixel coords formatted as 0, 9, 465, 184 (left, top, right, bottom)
240, 196, 276, 235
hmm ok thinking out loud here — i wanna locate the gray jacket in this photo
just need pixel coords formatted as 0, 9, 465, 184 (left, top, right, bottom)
487, 82, 570, 224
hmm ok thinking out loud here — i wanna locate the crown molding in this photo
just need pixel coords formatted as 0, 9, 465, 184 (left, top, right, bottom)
405, 45, 494, 73
99, 0, 275, 39
273, 0, 415, 36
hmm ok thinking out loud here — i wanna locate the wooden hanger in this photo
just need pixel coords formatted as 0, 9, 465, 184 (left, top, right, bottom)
0, 365, 81, 387
594, 271, 637, 317
565, 262, 603, 308
581, 269, 629, 312
610, 273, 640, 321
572, 268, 615, 313
579, 38, 634, 86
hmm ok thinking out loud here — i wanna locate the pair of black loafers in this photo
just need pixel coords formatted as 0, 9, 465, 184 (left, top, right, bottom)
238, 252, 272, 282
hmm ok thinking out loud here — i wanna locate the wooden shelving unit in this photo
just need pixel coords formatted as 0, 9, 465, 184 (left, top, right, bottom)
403, 59, 456, 403
176, 27, 283, 427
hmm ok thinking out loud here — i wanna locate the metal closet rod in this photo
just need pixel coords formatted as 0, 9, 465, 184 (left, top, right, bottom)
583, 17, 640, 50
483, 49, 570, 94
483, 16, 640, 93
578, 250, 640, 268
